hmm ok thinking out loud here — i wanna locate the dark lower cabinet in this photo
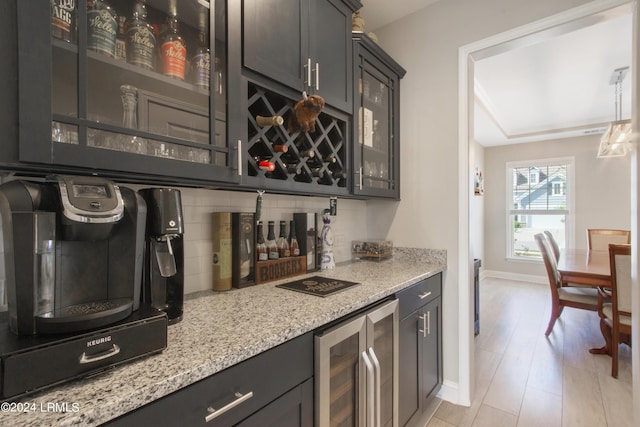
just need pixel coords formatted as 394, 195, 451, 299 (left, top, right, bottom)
105, 333, 313, 426
397, 274, 443, 427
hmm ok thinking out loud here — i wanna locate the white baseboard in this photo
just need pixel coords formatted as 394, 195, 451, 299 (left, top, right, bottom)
480, 269, 546, 285
436, 380, 470, 406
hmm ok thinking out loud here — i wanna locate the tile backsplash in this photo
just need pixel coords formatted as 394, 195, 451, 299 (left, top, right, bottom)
176, 188, 368, 294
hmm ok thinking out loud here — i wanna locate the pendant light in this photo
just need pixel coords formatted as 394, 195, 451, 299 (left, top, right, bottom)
597, 67, 632, 158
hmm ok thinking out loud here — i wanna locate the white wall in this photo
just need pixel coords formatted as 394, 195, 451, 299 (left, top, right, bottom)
368, 0, 597, 399
483, 134, 631, 278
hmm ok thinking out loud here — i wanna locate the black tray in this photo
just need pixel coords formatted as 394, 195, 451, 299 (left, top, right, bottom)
276, 275, 360, 297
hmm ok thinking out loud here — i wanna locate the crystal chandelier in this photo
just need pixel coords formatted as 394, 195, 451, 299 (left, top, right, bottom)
597, 67, 632, 158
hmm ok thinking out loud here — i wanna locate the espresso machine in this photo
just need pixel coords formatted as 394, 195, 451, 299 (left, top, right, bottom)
0, 175, 168, 399
139, 188, 184, 324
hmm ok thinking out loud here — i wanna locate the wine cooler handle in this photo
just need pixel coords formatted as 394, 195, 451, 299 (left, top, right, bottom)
237, 140, 242, 176
79, 344, 120, 364
205, 391, 254, 423
362, 350, 375, 427
314, 62, 320, 91
305, 58, 312, 87
418, 314, 427, 338
368, 348, 381, 427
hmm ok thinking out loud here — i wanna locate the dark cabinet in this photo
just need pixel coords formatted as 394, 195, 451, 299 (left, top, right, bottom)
106, 332, 313, 426
13, 0, 240, 184
352, 33, 405, 199
242, 0, 359, 113
397, 274, 443, 427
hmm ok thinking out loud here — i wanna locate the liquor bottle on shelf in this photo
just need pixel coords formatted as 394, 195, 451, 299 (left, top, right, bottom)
159, 13, 187, 80
191, 7, 210, 90
256, 115, 284, 127
289, 220, 300, 256
277, 221, 289, 258
256, 221, 268, 262
126, 0, 156, 71
115, 15, 127, 61
254, 156, 275, 172
266, 221, 278, 260
87, 0, 117, 58
51, 0, 76, 43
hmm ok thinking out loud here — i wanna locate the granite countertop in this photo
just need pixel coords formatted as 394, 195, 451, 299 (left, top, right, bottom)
4, 248, 446, 426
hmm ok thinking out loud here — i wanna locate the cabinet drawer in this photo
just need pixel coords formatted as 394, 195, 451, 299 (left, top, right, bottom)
107, 333, 313, 426
397, 274, 441, 319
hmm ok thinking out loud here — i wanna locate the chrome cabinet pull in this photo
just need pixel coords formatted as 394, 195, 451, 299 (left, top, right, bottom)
305, 58, 312, 87
418, 291, 432, 300
79, 344, 120, 364
205, 391, 254, 423
427, 311, 431, 335
314, 62, 320, 90
368, 348, 381, 427
418, 314, 427, 338
236, 140, 242, 176
362, 350, 375, 427
355, 167, 363, 190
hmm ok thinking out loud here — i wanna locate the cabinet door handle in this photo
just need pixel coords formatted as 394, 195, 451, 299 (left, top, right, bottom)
355, 167, 363, 190
418, 291, 432, 300
305, 58, 312, 87
79, 344, 120, 364
427, 310, 431, 335
368, 348, 381, 427
362, 350, 375, 427
418, 314, 427, 338
236, 139, 242, 176
205, 391, 254, 423
314, 62, 320, 91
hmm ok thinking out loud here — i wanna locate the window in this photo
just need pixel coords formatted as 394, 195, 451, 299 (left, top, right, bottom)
507, 158, 573, 260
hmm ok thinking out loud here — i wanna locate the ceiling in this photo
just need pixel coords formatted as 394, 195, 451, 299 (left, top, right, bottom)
358, 1, 634, 147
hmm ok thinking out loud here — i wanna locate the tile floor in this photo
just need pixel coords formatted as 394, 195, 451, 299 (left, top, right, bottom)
427, 277, 634, 427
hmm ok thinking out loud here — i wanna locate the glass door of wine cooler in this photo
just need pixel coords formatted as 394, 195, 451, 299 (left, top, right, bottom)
19, 0, 238, 183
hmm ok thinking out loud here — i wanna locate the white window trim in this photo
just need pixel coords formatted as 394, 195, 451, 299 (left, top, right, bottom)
505, 156, 575, 261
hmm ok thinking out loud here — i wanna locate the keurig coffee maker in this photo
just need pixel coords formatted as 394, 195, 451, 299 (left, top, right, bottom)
0, 175, 146, 335
140, 188, 184, 324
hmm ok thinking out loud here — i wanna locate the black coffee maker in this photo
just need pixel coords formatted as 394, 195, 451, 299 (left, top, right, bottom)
0, 175, 146, 335
139, 188, 184, 324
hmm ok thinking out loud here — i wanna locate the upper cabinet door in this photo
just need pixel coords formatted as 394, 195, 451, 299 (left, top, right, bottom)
18, 0, 240, 184
242, 0, 307, 92
308, 0, 352, 113
242, 0, 355, 113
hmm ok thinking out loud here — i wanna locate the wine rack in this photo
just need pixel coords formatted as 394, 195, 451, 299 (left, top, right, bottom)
246, 82, 348, 192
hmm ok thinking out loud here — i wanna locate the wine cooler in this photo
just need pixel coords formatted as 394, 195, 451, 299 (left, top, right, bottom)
315, 299, 398, 427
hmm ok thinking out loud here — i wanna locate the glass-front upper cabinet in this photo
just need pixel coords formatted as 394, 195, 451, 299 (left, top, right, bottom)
352, 33, 405, 199
18, 0, 238, 183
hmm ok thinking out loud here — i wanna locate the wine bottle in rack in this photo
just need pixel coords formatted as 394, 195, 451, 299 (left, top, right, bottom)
323, 156, 338, 164
331, 171, 347, 180
256, 115, 284, 127
297, 148, 315, 158
256, 221, 268, 262
277, 221, 289, 257
286, 163, 302, 175
289, 220, 300, 256
271, 142, 288, 153
254, 156, 275, 172
266, 221, 278, 260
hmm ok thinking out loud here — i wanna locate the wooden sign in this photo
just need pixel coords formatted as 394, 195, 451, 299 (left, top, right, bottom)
255, 256, 307, 285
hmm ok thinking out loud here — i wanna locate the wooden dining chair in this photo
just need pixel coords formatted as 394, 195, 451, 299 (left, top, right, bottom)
587, 229, 630, 251
544, 230, 560, 262
594, 244, 632, 378
534, 234, 599, 336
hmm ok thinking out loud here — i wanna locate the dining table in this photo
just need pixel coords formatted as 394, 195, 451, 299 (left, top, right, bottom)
556, 248, 614, 355
556, 248, 611, 288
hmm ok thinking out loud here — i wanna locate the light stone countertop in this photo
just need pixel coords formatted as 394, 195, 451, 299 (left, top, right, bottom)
4, 248, 446, 426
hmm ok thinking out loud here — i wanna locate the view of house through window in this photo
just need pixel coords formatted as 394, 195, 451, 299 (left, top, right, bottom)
507, 159, 572, 259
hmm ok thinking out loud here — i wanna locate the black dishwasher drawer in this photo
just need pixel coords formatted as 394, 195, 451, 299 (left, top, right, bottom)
397, 274, 442, 319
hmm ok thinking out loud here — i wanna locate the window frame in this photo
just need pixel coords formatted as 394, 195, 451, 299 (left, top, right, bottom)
505, 156, 575, 261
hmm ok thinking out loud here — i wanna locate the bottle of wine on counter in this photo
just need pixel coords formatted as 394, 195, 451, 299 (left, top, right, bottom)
278, 221, 289, 258
87, 0, 117, 58
289, 220, 300, 256
126, 0, 156, 71
159, 13, 187, 80
191, 7, 210, 90
255, 115, 284, 127
266, 221, 278, 260
51, 0, 76, 43
212, 213, 232, 291
256, 221, 268, 262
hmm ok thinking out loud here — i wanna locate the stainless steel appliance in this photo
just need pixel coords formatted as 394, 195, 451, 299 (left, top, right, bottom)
139, 188, 184, 324
0, 175, 167, 399
315, 299, 399, 427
